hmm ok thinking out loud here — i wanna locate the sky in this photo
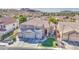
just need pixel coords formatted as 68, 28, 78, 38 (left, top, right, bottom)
32, 8, 79, 12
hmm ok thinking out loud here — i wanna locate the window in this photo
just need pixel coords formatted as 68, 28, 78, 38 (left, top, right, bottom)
0, 24, 6, 31
3, 25, 5, 28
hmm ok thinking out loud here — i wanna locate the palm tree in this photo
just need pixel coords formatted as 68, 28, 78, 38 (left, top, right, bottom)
48, 16, 60, 47
48, 16, 58, 38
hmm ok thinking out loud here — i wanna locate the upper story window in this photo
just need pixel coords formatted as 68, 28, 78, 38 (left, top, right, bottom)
0, 24, 6, 31
0, 25, 5, 29
3, 25, 5, 28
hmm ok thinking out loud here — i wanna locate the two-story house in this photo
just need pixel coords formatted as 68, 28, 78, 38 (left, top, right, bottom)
18, 17, 55, 44
0, 16, 18, 40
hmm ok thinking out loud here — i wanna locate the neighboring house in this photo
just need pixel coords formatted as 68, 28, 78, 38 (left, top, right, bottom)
55, 16, 67, 22
63, 30, 79, 41
18, 17, 55, 43
73, 15, 79, 22
56, 16, 76, 22
58, 22, 79, 41
56, 16, 66, 19
0, 16, 18, 40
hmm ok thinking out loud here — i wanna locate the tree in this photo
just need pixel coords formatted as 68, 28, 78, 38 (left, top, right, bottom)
18, 15, 27, 23
49, 17, 62, 47
48, 16, 58, 37
49, 16, 58, 24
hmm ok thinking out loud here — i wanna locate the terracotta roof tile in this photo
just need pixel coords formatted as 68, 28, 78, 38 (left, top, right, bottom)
0, 16, 17, 25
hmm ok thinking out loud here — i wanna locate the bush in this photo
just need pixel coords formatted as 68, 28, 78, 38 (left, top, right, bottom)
42, 37, 57, 47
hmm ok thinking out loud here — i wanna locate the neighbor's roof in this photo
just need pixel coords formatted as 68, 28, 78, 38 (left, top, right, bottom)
0, 16, 17, 25
55, 16, 66, 19
58, 22, 79, 33
63, 30, 79, 34
73, 15, 79, 19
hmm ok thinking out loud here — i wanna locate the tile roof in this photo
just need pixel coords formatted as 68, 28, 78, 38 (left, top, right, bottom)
58, 22, 79, 33
0, 16, 17, 25
21, 17, 55, 29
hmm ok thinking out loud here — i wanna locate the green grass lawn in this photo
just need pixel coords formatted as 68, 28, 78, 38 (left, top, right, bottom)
42, 37, 57, 47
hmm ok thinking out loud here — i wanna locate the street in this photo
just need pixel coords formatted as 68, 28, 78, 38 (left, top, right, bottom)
0, 46, 55, 50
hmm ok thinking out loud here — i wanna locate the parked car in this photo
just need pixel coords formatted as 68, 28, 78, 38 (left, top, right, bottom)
2, 39, 14, 45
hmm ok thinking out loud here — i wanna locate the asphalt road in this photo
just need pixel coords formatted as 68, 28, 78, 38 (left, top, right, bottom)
0, 46, 8, 50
